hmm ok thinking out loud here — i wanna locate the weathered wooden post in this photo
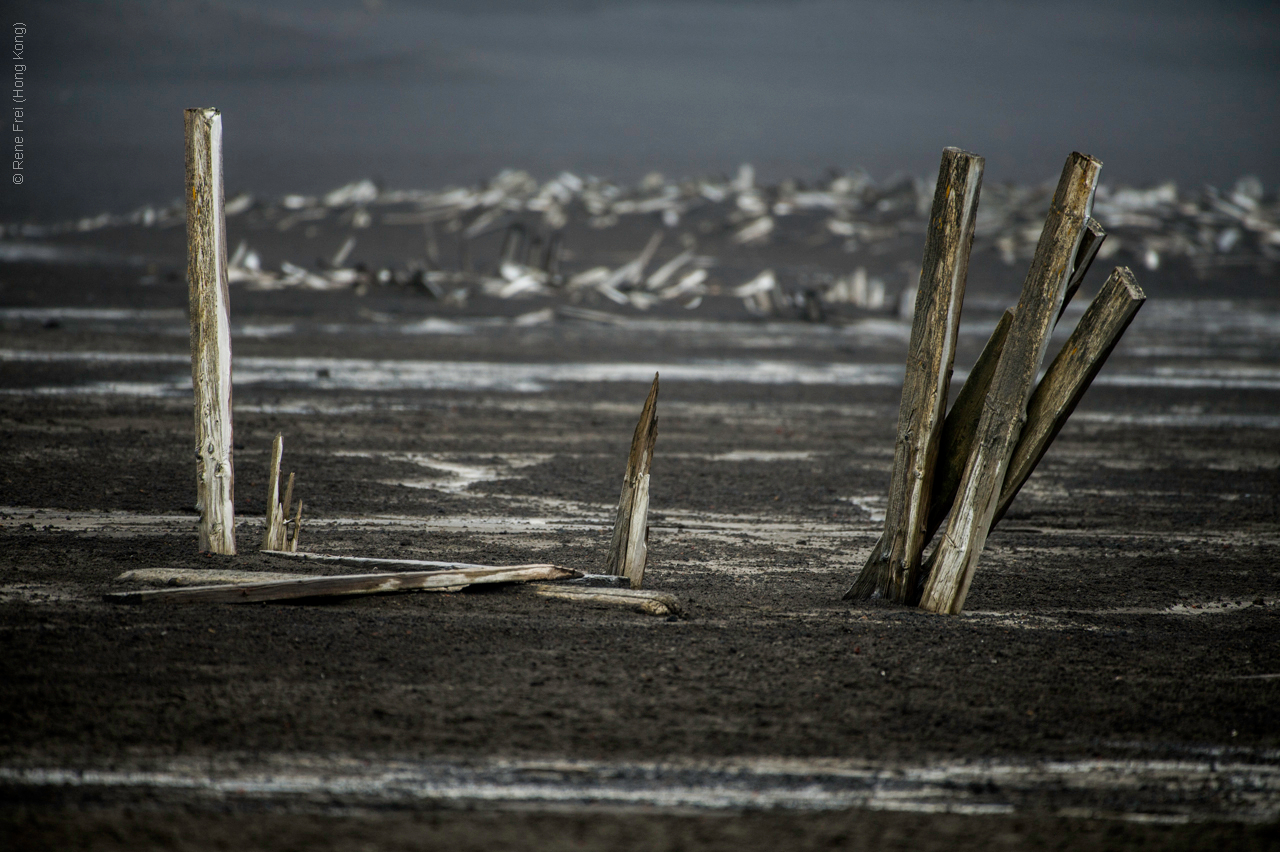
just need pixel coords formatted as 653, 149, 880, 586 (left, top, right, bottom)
606, 373, 659, 589
845, 148, 984, 602
918, 152, 1101, 614
185, 107, 235, 555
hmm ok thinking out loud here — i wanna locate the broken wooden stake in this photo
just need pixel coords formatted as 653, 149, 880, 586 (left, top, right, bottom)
185, 107, 235, 555
992, 266, 1145, 526
918, 151, 1101, 615
105, 564, 577, 604
845, 148, 984, 603
261, 433, 301, 552
607, 373, 659, 589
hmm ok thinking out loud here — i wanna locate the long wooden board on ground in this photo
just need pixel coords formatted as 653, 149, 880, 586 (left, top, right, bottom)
606, 373, 659, 589
106, 564, 576, 604
845, 148, 984, 603
918, 152, 1102, 615
185, 107, 236, 555
520, 584, 682, 617
261, 550, 524, 572
992, 266, 1145, 526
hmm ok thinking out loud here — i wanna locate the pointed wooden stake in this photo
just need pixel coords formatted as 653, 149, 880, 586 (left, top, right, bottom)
919, 152, 1101, 615
992, 266, 1145, 526
185, 107, 235, 555
606, 373, 659, 589
845, 148, 984, 602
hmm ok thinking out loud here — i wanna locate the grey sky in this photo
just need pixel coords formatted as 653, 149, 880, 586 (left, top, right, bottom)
7, 0, 1278, 219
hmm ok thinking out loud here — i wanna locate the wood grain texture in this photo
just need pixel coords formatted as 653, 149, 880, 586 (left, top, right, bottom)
919, 152, 1101, 615
845, 148, 984, 602
922, 308, 1014, 542
185, 107, 235, 555
993, 266, 1144, 526
606, 373, 659, 588
105, 564, 577, 604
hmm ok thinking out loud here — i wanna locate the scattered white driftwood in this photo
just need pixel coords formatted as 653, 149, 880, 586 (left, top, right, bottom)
522, 584, 682, 617
261, 433, 301, 552
846, 148, 984, 603
606, 374, 659, 589
919, 152, 1102, 615
105, 564, 577, 604
184, 107, 236, 555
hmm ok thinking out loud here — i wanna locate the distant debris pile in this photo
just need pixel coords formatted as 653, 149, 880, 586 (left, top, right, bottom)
5, 165, 1274, 313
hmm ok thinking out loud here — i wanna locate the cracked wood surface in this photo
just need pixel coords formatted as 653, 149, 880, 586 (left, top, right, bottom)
185, 107, 235, 555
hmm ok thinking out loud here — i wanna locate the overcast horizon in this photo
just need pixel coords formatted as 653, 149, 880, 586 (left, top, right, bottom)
5, 0, 1279, 220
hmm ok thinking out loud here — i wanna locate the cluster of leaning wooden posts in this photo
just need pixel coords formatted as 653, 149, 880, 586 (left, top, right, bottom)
108, 109, 1144, 618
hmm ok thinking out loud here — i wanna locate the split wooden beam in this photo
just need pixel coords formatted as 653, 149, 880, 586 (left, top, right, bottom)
918, 151, 1101, 615
261, 433, 302, 552
845, 148, 984, 603
606, 373, 659, 589
106, 564, 576, 604
185, 107, 235, 554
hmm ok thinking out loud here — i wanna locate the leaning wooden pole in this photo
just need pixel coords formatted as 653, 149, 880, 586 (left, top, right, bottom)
918, 152, 1101, 614
606, 373, 659, 589
992, 266, 1145, 526
845, 148, 983, 602
185, 107, 235, 555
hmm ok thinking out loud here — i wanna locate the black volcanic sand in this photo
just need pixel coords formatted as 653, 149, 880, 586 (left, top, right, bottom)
2, 231, 1279, 849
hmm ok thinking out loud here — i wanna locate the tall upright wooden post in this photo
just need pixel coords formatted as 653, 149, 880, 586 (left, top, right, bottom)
919, 152, 1101, 614
185, 107, 236, 554
845, 148, 984, 603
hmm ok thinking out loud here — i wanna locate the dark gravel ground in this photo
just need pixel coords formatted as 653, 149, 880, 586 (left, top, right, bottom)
1, 223, 1278, 849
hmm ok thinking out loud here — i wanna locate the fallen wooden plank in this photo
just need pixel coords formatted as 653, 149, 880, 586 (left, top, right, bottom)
606, 373, 659, 589
845, 148, 984, 603
105, 564, 577, 604
262, 550, 552, 572
117, 568, 306, 585
522, 584, 682, 617
992, 266, 1145, 526
185, 106, 236, 555
919, 151, 1101, 615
